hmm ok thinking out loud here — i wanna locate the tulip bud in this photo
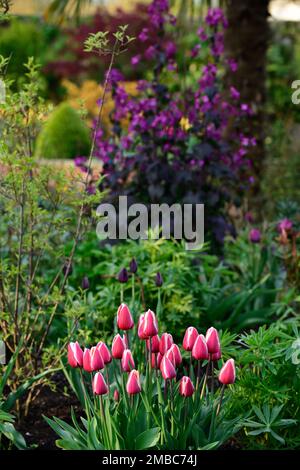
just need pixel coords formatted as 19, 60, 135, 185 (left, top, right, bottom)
192, 334, 209, 361
151, 352, 162, 369
81, 276, 90, 290
96, 342, 112, 364
67, 342, 83, 368
121, 349, 135, 372
183, 326, 198, 351
160, 355, 176, 380
167, 344, 182, 366
205, 327, 220, 354
212, 349, 222, 361
138, 314, 147, 340
155, 272, 163, 287
129, 258, 138, 274
142, 309, 158, 338
147, 335, 160, 353
93, 372, 108, 395
114, 389, 120, 402
218, 358, 235, 385
159, 333, 173, 355
126, 369, 141, 395
112, 334, 126, 359
118, 267, 128, 283
117, 303, 134, 330
179, 376, 195, 397
83, 348, 93, 373
249, 228, 261, 244
90, 346, 105, 371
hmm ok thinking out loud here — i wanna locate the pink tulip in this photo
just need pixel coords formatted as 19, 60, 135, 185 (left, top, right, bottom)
117, 303, 134, 330
121, 349, 135, 372
160, 355, 176, 380
114, 389, 120, 402
147, 334, 160, 353
166, 344, 182, 366
93, 372, 108, 395
112, 334, 126, 359
67, 342, 83, 368
126, 370, 141, 395
83, 347, 104, 372
183, 327, 198, 351
151, 352, 162, 369
218, 359, 236, 385
138, 314, 148, 340
142, 309, 158, 338
159, 333, 173, 355
205, 327, 220, 354
96, 342, 112, 364
179, 376, 195, 397
212, 349, 222, 361
192, 334, 209, 360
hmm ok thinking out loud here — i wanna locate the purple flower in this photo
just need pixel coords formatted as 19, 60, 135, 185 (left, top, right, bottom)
118, 268, 129, 284
249, 228, 261, 244
82, 276, 90, 290
155, 272, 163, 287
139, 28, 149, 42
129, 258, 138, 274
230, 86, 240, 100
277, 219, 293, 233
131, 55, 141, 66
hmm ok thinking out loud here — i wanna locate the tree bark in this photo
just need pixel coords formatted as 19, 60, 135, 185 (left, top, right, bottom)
224, 0, 270, 203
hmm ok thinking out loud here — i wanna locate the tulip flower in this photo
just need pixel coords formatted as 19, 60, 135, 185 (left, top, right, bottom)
129, 258, 138, 274
126, 370, 141, 395
160, 355, 176, 380
118, 267, 128, 283
117, 303, 134, 330
96, 342, 112, 364
83, 347, 104, 372
249, 228, 261, 244
114, 389, 120, 402
218, 359, 236, 385
159, 333, 173, 355
121, 349, 135, 373
138, 314, 148, 340
167, 344, 182, 366
93, 372, 108, 395
151, 352, 162, 369
81, 276, 90, 290
142, 309, 158, 338
212, 349, 222, 361
67, 342, 83, 368
147, 334, 160, 353
112, 334, 126, 359
192, 334, 209, 360
205, 327, 220, 354
179, 376, 195, 397
183, 326, 198, 351
155, 272, 163, 287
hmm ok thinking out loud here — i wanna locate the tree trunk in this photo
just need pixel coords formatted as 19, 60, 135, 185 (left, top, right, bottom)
224, 0, 270, 204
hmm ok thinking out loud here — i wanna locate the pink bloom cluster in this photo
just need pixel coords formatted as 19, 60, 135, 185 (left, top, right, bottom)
68, 303, 236, 399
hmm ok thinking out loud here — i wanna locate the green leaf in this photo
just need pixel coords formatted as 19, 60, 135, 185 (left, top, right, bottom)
135, 427, 160, 450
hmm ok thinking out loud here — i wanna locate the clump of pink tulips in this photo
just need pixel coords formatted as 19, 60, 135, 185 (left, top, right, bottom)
67, 303, 236, 416
48, 302, 238, 450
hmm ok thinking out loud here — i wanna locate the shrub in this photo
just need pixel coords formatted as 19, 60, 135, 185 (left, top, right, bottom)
35, 102, 91, 159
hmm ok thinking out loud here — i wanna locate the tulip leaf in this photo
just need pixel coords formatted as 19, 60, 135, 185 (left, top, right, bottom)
135, 427, 160, 450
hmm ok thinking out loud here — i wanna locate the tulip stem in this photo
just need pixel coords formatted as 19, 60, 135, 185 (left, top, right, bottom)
200, 360, 209, 400
120, 285, 124, 304
131, 274, 135, 306
210, 355, 214, 394
164, 379, 168, 401
196, 360, 201, 391
155, 354, 158, 378
189, 352, 192, 378
79, 369, 91, 421
216, 384, 225, 416
125, 331, 130, 350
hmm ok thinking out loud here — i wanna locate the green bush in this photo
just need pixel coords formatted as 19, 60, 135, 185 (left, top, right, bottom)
0, 19, 46, 81
35, 103, 91, 159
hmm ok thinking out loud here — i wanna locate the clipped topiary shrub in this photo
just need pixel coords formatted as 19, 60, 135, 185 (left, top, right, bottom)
35, 103, 91, 159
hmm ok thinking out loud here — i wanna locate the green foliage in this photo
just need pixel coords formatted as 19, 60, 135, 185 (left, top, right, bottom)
35, 102, 91, 159
226, 322, 300, 449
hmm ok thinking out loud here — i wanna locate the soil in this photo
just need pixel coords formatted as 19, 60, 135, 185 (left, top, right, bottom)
18, 372, 81, 450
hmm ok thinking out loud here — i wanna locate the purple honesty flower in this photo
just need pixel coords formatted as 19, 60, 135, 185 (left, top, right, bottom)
230, 86, 240, 100
249, 228, 261, 244
131, 55, 141, 66
139, 28, 149, 42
